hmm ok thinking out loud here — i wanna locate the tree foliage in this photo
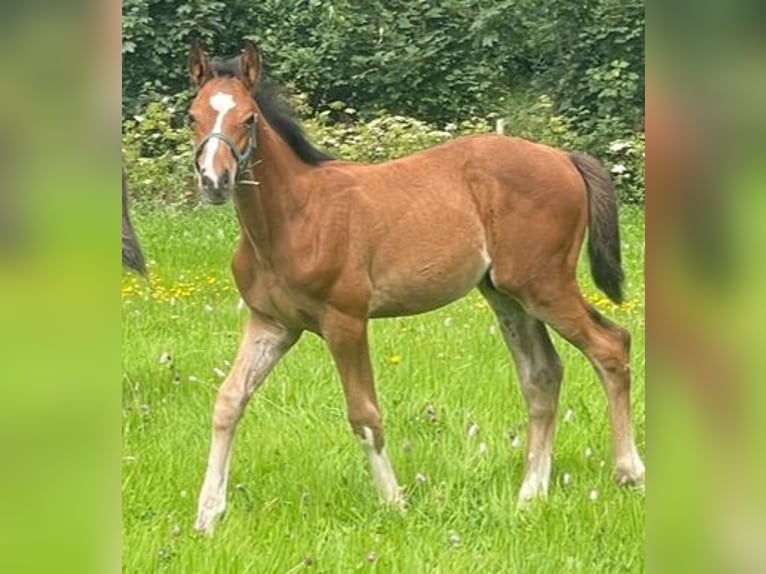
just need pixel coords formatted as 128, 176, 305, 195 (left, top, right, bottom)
122, 0, 644, 131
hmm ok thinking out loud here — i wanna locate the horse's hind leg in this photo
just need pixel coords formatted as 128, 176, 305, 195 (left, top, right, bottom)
195, 315, 299, 534
479, 281, 564, 504
519, 281, 645, 487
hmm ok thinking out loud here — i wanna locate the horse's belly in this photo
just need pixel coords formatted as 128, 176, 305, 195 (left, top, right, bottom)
368, 249, 490, 318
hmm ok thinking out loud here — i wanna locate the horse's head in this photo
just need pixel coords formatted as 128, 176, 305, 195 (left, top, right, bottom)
188, 40, 261, 204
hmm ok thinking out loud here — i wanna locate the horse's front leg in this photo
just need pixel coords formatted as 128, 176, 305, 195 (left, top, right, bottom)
322, 310, 403, 506
195, 314, 299, 535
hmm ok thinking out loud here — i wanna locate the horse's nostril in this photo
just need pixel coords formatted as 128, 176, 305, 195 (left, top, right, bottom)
201, 175, 215, 189
222, 170, 233, 188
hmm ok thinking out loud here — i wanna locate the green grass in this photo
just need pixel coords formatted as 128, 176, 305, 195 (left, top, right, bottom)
122, 205, 645, 573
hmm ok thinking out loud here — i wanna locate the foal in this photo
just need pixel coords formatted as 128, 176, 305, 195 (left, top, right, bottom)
188, 40, 645, 534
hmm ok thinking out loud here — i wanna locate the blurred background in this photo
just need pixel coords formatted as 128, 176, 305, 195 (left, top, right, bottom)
650, 1, 766, 571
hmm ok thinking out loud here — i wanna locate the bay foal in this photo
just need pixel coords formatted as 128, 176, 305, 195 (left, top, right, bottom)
188, 40, 645, 534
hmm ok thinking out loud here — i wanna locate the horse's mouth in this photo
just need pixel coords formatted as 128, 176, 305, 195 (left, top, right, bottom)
201, 189, 231, 205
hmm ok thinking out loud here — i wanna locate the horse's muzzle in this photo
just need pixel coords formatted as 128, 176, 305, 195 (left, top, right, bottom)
200, 177, 233, 205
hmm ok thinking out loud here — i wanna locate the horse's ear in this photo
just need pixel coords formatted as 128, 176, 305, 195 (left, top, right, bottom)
241, 40, 261, 92
189, 40, 211, 87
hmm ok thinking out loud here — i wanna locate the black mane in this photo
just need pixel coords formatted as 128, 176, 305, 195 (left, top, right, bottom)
209, 56, 333, 166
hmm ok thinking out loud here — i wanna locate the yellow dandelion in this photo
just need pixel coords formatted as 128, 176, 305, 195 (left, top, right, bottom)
389, 354, 402, 365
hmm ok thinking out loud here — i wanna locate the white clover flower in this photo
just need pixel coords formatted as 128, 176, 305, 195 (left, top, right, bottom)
563, 473, 572, 486
467, 423, 480, 439
478, 442, 488, 455
564, 408, 574, 423
589, 489, 599, 501
611, 163, 627, 175
609, 140, 629, 153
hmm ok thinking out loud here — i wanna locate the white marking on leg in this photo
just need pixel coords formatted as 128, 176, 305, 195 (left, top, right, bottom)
195, 327, 292, 534
200, 92, 235, 186
518, 452, 552, 504
360, 427, 403, 506
615, 440, 645, 485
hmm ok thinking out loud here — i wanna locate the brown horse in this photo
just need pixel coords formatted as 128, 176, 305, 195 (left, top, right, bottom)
188, 40, 645, 534
122, 169, 146, 275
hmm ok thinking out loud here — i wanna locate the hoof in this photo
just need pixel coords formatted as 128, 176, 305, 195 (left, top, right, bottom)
194, 497, 226, 535
517, 471, 549, 509
615, 459, 645, 487
383, 490, 407, 513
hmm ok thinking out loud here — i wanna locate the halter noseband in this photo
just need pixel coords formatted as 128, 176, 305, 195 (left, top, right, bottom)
193, 114, 259, 182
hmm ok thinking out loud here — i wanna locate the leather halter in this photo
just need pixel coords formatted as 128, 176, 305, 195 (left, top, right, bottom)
193, 114, 258, 181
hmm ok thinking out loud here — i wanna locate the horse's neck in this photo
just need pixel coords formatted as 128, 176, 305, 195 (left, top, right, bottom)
234, 121, 309, 260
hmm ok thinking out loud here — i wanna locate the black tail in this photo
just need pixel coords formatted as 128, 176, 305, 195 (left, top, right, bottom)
122, 170, 146, 275
568, 152, 624, 304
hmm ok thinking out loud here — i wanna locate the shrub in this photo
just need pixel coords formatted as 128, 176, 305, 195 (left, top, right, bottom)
122, 98, 196, 207
304, 110, 492, 163
603, 132, 645, 205
502, 94, 585, 151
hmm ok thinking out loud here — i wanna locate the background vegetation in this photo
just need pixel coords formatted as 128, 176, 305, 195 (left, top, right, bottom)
122, 0, 645, 205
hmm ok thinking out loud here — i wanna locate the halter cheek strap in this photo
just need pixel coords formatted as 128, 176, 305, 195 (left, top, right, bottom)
193, 114, 259, 180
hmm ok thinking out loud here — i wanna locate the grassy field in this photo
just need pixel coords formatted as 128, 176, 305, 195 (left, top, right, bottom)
122, 205, 645, 573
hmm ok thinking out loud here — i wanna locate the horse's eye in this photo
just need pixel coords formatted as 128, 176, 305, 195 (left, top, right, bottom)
245, 114, 255, 126
187, 113, 196, 125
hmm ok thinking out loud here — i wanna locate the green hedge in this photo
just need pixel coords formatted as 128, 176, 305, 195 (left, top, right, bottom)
123, 0, 644, 135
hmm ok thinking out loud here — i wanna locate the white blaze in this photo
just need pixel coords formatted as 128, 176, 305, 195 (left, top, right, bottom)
200, 92, 235, 185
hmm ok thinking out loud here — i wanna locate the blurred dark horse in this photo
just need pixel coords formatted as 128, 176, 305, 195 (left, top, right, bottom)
122, 169, 145, 274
